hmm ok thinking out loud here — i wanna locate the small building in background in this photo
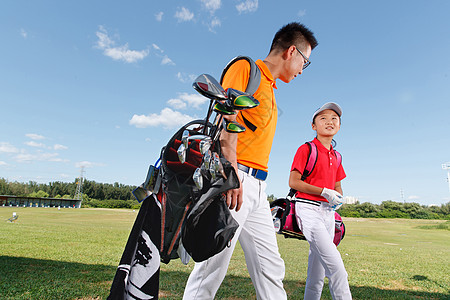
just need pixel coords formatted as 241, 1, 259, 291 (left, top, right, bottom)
344, 196, 359, 205
0, 195, 81, 208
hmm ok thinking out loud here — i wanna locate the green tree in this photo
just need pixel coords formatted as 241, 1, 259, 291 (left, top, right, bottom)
28, 190, 49, 198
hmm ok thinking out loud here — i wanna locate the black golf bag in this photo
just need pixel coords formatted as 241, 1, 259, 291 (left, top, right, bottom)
155, 119, 240, 263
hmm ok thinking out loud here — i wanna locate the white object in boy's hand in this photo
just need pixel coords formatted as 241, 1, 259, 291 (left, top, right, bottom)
321, 188, 344, 210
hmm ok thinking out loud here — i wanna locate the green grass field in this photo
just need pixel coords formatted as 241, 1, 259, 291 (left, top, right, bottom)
0, 207, 448, 299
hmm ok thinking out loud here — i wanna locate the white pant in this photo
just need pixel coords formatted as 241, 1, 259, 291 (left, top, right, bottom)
295, 202, 352, 300
183, 170, 287, 300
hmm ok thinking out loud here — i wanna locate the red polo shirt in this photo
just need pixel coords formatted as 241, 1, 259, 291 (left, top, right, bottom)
290, 138, 346, 202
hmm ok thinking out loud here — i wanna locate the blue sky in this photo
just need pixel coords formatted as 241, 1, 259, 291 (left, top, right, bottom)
1, 1, 449, 205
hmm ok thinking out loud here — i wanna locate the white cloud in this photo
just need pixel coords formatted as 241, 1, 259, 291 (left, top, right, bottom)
25, 141, 46, 148
155, 12, 164, 21
167, 99, 187, 110
0, 161, 7, 166
75, 161, 104, 168
161, 55, 175, 65
129, 108, 195, 129
177, 93, 208, 109
95, 26, 114, 49
95, 26, 149, 63
15, 152, 67, 163
103, 44, 149, 63
175, 7, 194, 22
298, 9, 306, 17
210, 17, 221, 30
167, 93, 208, 110
20, 28, 28, 38
26, 133, 45, 140
152, 43, 163, 53
236, 0, 258, 14
0, 142, 19, 153
201, 0, 221, 14
151, 44, 175, 65
408, 195, 420, 200
54, 144, 68, 150
176, 72, 197, 83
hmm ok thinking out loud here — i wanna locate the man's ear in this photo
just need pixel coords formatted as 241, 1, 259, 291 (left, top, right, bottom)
284, 45, 296, 60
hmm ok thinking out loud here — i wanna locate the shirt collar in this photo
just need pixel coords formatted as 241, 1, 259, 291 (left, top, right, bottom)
313, 137, 334, 152
256, 59, 277, 89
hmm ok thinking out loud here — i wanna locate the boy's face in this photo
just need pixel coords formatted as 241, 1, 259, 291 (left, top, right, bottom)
280, 44, 312, 83
312, 109, 341, 137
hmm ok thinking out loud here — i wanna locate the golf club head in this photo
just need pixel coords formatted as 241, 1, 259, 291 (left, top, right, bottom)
192, 74, 227, 101
177, 144, 187, 164
187, 134, 212, 142
186, 134, 212, 154
223, 119, 246, 133
182, 130, 189, 148
212, 152, 227, 179
213, 102, 236, 115
209, 159, 217, 181
226, 88, 260, 110
199, 139, 212, 155
193, 168, 203, 190
202, 150, 211, 171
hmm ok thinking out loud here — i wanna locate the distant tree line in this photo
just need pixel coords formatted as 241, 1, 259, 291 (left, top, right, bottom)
0, 178, 140, 209
338, 200, 450, 220
2, 178, 449, 218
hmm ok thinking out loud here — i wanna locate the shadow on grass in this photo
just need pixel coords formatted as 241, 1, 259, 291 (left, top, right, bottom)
1, 256, 448, 300
0, 256, 115, 300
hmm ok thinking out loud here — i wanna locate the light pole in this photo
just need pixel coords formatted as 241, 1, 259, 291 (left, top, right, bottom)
442, 162, 450, 193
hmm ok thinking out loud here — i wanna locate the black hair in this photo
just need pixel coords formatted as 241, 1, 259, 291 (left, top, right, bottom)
269, 22, 318, 53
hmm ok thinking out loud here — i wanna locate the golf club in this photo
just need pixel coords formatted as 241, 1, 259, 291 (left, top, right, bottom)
223, 119, 246, 133
226, 88, 259, 110
212, 152, 226, 179
182, 130, 189, 148
193, 74, 228, 135
193, 168, 203, 190
177, 143, 187, 164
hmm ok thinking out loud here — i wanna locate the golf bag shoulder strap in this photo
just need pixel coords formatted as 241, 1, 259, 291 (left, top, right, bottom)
220, 56, 261, 96
334, 149, 342, 167
301, 142, 318, 181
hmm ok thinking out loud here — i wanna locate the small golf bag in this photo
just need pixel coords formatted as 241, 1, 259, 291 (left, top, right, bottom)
270, 198, 346, 246
270, 198, 305, 240
333, 211, 346, 246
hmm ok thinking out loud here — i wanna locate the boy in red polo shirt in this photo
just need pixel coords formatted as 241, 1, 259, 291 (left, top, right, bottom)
289, 102, 352, 300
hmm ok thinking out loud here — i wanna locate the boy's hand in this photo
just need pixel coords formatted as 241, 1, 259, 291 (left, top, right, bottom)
321, 188, 344, 210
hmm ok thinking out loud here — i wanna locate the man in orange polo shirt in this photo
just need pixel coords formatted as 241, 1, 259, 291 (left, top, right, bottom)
183, 22, 318, 300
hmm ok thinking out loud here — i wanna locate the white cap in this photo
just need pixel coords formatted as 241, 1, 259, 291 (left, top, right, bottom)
312, 102, 342, 122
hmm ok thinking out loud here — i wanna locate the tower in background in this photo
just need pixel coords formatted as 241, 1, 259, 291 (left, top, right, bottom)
75, 166, 85, 201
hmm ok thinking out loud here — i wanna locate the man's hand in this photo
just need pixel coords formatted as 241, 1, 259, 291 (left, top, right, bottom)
226, 177, 243, 211
321, 187, 344, 210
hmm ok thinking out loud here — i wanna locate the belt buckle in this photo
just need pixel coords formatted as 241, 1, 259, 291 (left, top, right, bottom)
252, 169, 267, 181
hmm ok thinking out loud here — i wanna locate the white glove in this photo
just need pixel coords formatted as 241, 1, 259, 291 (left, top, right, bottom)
321, 188, 344, 210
